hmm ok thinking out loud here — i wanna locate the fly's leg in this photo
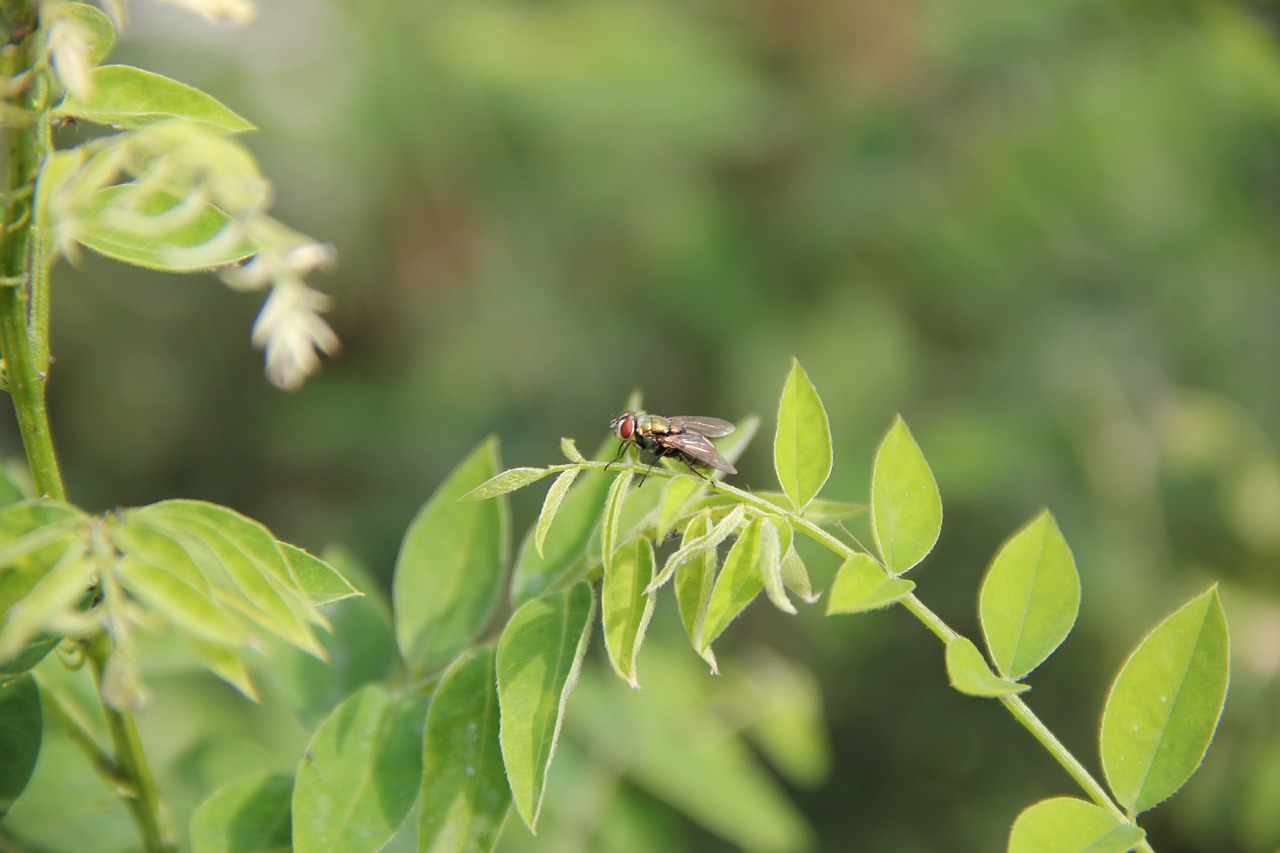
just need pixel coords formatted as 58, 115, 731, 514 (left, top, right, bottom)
604, 439, 632, 472
680, 457, 710, 481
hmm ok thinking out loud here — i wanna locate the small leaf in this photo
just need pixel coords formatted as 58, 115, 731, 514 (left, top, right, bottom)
280, 544, 360, 607
699, 517, 768, 653
825, 553, 914, 615
420, 647, 510, 853
600, 472, 634, 575
534, 469, 579, 560
560, 438, 586, 463
1007, 797, 1145, 853
675, 513, 716, 650
189, 639, 260, 702
758, 519, 793, 615
190, 772, 293, 853
394, 439, 507, 673
870, 416, 942, 574
511, 441, 613, 604
0, 539, 94, 661
56, 66, 255, 132
1100, 587, 1230, 813
651, 504, 745, 593
497, 582, 595, 832
779, 529, 819, 604
0, 675, 42, 820
603, 537, 657, 688
979, 511, 1080, 681
292, 685, 428, 853
946, 636, 1029, 698
773, 359, 833, 511
460, 467, 550, 501
749, 493, 866, 525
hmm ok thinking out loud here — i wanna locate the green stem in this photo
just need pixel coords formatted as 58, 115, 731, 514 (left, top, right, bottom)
88, 635, 175, 853
4, 11, 170, 853
1, 0, 62, 500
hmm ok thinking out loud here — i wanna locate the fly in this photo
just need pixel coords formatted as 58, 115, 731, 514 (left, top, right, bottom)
607, 410, 737, 482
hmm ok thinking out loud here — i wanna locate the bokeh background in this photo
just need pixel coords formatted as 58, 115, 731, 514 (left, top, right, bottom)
8, 0, 1280, 849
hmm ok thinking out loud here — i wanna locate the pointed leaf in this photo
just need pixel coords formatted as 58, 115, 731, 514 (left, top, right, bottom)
758, 519, 793, 614
979, 511, 1080, 681
189, 639, 260, 702
460, 467, 550, 501
600, 472, 633, 575
779, 529, 819, 604
1007, 797, 1145, 853
394, 439, 507, 672
280, 544, 360, 607
675, 513, 716, 650
535, 469, 579, 558
116, 555, 247, 647
190, 772, 293, 853
420, 646, 510, 853
773, 359, 833, 511
0, 674, 42, 820
603, 538, 657, 688
825, 553, 914, 615
560, 438, 586, 463
56, 66, 255, 132
946, 636, 1029, 698
497, 582, 595, 831
293, 685, 428, 853
0, 540, 94, 661
699, 517, 768, 652
511, 442, 612, 604
870, 416, 942, 573
651, 504, 745, 592
1100, 587, 1230, 813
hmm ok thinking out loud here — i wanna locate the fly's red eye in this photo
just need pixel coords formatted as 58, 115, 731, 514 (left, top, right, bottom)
619, 418, 634, 439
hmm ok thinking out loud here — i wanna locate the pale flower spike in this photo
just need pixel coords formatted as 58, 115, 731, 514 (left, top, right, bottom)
155, 0, 257, 26
45, 9, 94, 98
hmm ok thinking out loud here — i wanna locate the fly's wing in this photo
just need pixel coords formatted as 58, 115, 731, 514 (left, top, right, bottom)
667, 416, 735, 438
657, 431, 738, 474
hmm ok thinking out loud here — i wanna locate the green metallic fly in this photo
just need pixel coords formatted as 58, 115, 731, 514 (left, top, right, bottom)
607, 410, 737, 481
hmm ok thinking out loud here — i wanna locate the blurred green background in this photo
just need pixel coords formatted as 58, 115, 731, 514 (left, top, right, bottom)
9, 0, 1280, 848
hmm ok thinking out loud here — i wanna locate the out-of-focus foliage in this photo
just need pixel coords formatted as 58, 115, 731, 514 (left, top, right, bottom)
10, 0, 1280, 848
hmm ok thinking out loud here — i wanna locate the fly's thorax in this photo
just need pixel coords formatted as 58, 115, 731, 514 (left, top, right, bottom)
637, 413, 674, 436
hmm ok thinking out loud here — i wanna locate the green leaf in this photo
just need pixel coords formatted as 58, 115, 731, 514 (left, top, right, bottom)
535, 469, 579, 558
0, 539, 94, 661
280, 543, 361, 607
740, 655, 831, 788
773, 359, 833, 511
778, 528, 819, 604
560, 438, 586, 463
979, 511, 1080, 681
1007, 797, 1145, 853
0, 675, 42, 820
55, 3, 116, 67
945, 636, 1029, 698
825, 553, 915, 615
651, 504, 745, 593
600, 471, 634, 575
699, 517, 768, 655
56, 66, 255, 132
420, 647, 510, 853
1100, 587, 1230, 813
0, 502, 90, 679
870, 416, 942, 574
129, 501, 324, 657
497, 582, 595, 832
394, 439, 507, 672
460, 467, 550, 501
75, 187, 256, 272
511, 445, 612, 604
748, 493, 866, 525
603, 537, 657, 688
758, 519, 793, 615
293, 685, 429, 853
674, 513, 717, 651
190, 772, 293, 853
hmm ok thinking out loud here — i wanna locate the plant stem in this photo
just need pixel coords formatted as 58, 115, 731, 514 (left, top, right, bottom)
88, 634, 175, 853
1, 0, 62, 501
4, 12, 171, 852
